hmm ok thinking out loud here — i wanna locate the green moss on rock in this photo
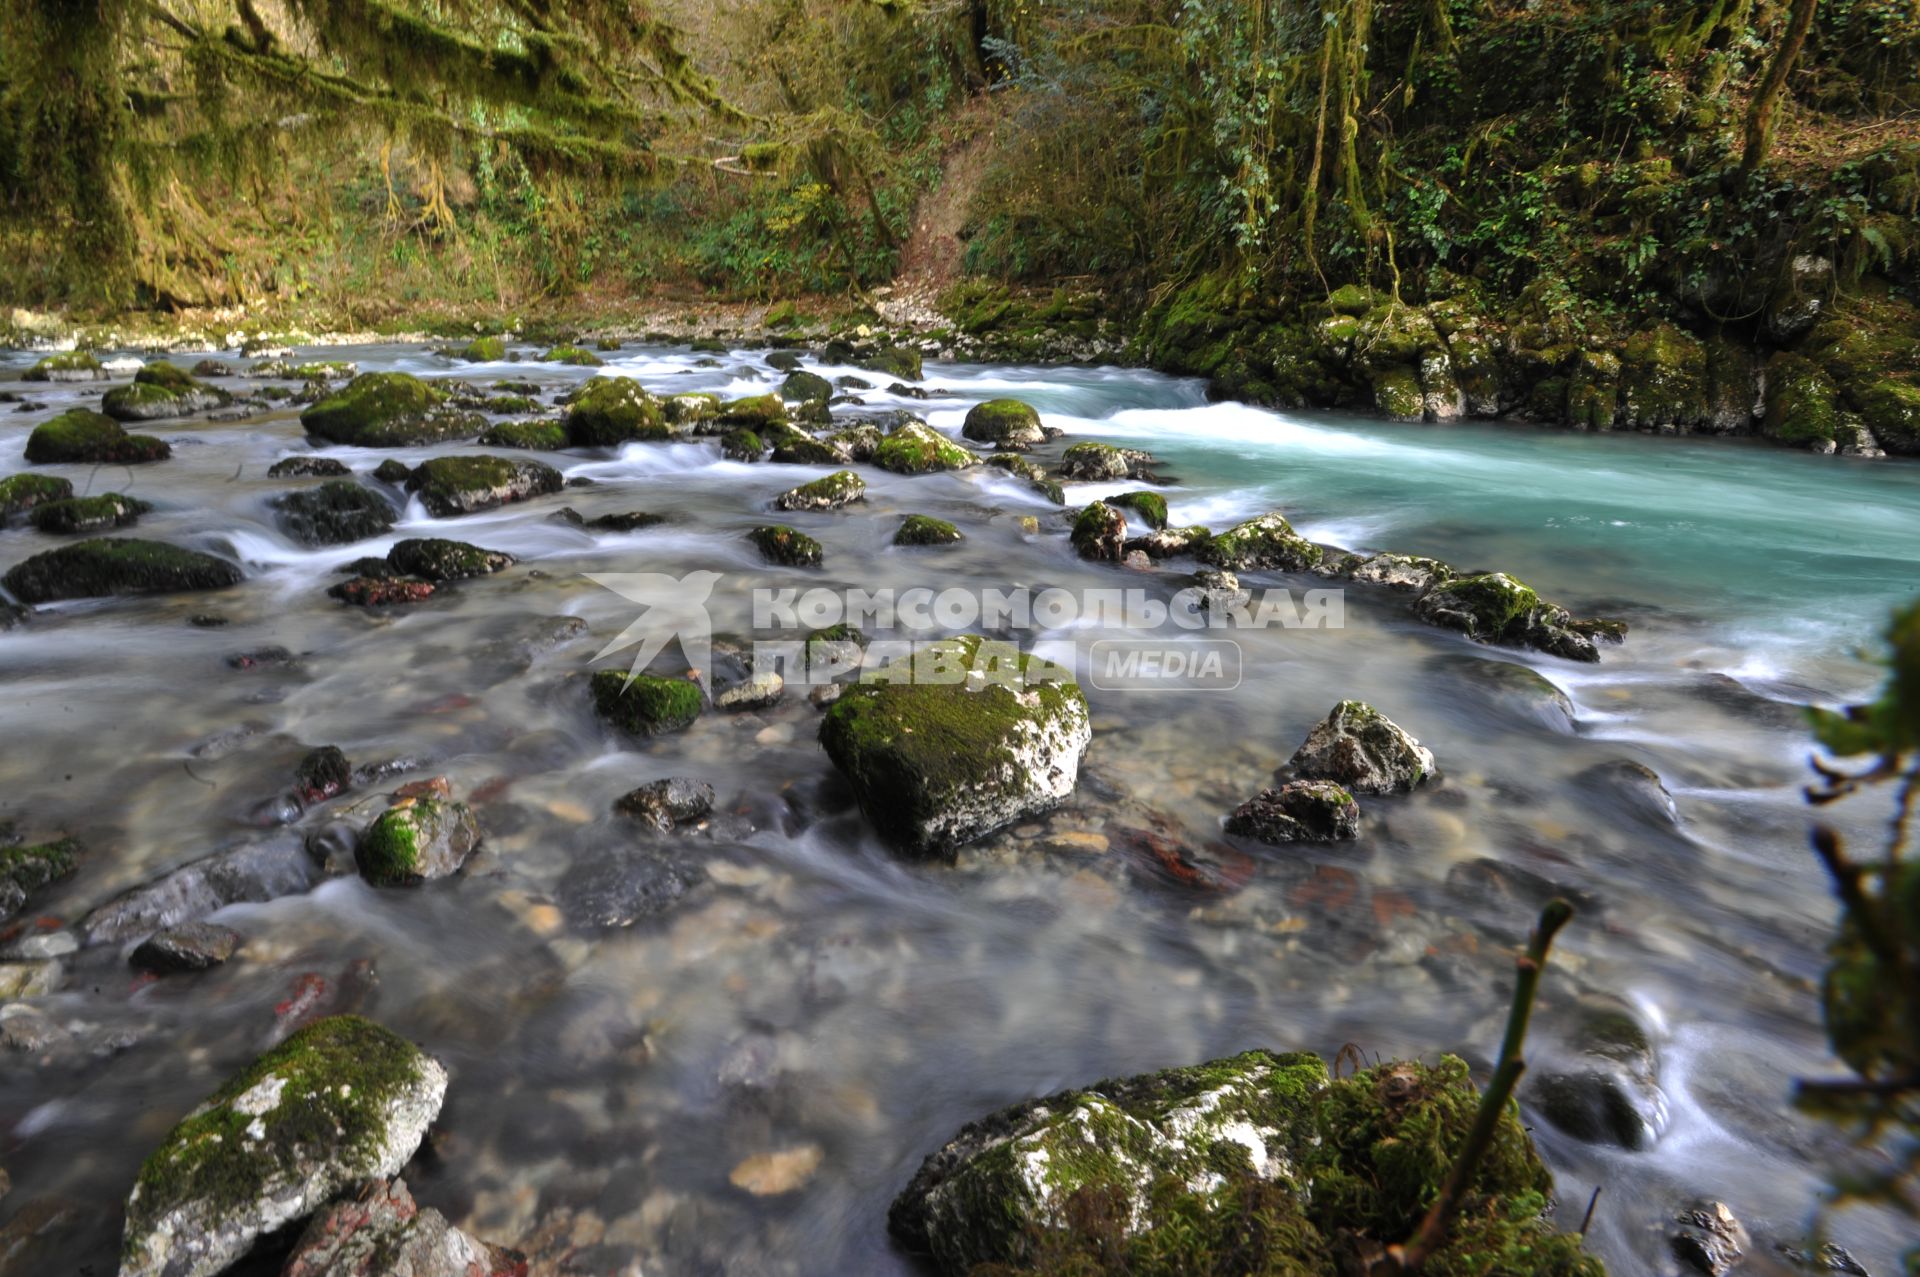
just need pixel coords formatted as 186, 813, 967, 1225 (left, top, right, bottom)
721, 429, 765, 461
0, 837, 79, 918
29, 493, 152, 534
3, 538, 242, 604
859, 345, 924, 380
747, 524, 824, 566
301, 373, 483, 447
355, 798, 480, 885
405, 455, 563, 517
1109, 490, 1169, 530
102, 363, 230, 421
895, 515, 963, 546
1201, 513, 1322, 572
1761, 353, 1842, 446
25, 409, 171, 464
0, 473, 75, 521
540, 344, 604, 366
24, 350, 103, 381
768, 424, 847, 465
563, 376, 669, 445
590, 670, 703, 737
780, 370, 835, 403
875, 420, 978, 474
479, 418, 570, 449
962, 399, 1045, 450
774, 469, 866, 511
386, 537, 514, 582
460, 335, 507, 361
272, 480, 395, 546
717, 394, 789, 428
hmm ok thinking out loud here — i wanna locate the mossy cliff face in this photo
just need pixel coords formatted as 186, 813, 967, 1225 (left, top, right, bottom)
3, 538, 243, 604
890, 1050, 1602, 1277
121, 1015, 448, 1277
301, 372, 484, 447
24, 408, 171, 464
563, 375, 669, 445
818, 636, 1092, 857
1134, 281, 1920, 458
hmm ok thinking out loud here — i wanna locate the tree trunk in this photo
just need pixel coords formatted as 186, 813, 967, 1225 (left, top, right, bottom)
1741, 0, 1820, 173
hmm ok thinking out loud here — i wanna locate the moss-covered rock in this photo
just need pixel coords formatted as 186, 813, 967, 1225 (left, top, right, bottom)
1564, 351, 1619, 431
1414, 571, 1619, 662
24, 408, 171, 464
829, 422, 884, 460
120, 1016, 447, 1277
894, 514, 963, 546
1059, 440, 1155, 481
1225, 779, 1361, 843
1072, 500, 1128, 562
768, 424, 848, 465
774, 469, 866, 511
664, 391, 722, 426
590, 670, 703, 737
717, 393, 789, 428
272, 480, 395, 546
1109, 490, 1169, 530
1201, 513, 1321, 572
721, 428, 766, 461
1854, 377, 1920, 455
24, 350, 104, 382
1370, 365, 1425, 421
102, 362, 231, 421
327, 576, 435, 608
29, 492, 152, 534
386, 537, 514, 582
819, 636, 1090, 856
405, 455, 563, 517
0, 473, 75, 522
479, 417, 570, 449
371, 459, 413, 484
889, 1050, 1600, 1277
874, 420, 978, 474
563, 376, 669, 445
1761, 352, 1843, 446
961, 398, 1045, 450
265, 457, 350, 479
1617, 324, 1708, 432
301, 373, 483, 447
780, 370, 835, 403
748, 524, 824, 567
0, 837, 79, 922
1287, 700, 1438, 793
859, 345, 924, 380
459, 335, 507, 361
1334, 552, 1453, 592
539, 344, 604, 366
355, 798, 481, 885
3, 538, 242, 604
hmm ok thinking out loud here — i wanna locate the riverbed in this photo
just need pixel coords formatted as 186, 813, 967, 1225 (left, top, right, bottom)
3, 340, 1917, 1275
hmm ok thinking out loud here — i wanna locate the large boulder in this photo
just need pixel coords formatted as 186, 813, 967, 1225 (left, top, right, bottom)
0, 473, 74, 522
774, 469, 865, 512
102, 363, 231, 421
404, 455, 563, 517
273, 480, 396, 546
873, 420, 978, 474
79, 835, 324, 945
119, 1016, 448, 1277
563, 376, 669, 445
29, 492, 151, 535
1200, 512, 1322, 572
24, 409, 170, 464
1413, 571, 1622, 663
779, 370, 834, 403
1287, 700, 1438, 793
1071, 500, 1128, 562
889, 1050, 1600, 1277
3, 539, 242, 604
747, 524, 824, 566
961, 399, 1044, 450
356, 798, 481, 886
282, 1177, 526, 1277
818, 636, 1090, 856
301, 373, 484, 447
386, 537, 514, 582
23, 350, 104, 382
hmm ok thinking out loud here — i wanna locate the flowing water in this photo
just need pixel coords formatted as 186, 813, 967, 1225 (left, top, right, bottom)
3, 341, 1919, 1275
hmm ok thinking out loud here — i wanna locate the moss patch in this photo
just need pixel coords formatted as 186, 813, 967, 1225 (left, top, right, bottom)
717, 394, 788, 428
480, 418, 570, 449
1109, 490, 1169, 530
590, 670, 703, 736
875, 420, 977, 474
748, 524, 824, 566
564, 376, 669, 445
25, 409, 170, 464
0, 473, 75, 521
301, 373, 482, 447
895, 514, 964, 546
540, 343, 604, 366
29, 493, 152, 534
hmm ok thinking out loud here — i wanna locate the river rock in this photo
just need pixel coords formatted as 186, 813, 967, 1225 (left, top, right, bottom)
0, 473, 74, 522
80, 835, 324, 945
591, 671, 703, 736
28, 492, 152, 534
119, 1016, 448, 1277
895, 514, 963, 546
356, 798, 481, 886
386, 537, 515, 582
559, 847, 703, 928
102, 362, 231, 420
873, 419, 978, 474
130, 921, 242, 973
889, 1050, 1595, 1277
1070, 500, 1128, 561
780, 370, 834, 403
0, 959, 62, 998
24, 350, 104, 382
1672, 1200, 1748, 1276
0, 837, 78, 922
747, 524, 823, 566
1527, 995, 1669, 1149
774, 469, 865, 511
295, 746, 352, 805
282, 1176, 526, 1277
1334, 551, 1454, 592
329, 576, 436, 607
3, 538, 242, 604
273, 480, 396, 546
613, 778, 716, 830
1414, 571, 1623, 662
1200, 511, 1322, 571
1058, 440, 1156, 481
860, 345, 923, 380
1224, 779, 1361, 843
1287, 700, 1439, 794
961, 399, 1044, 450
1429, 652, 1577, 733
1576, 758, 1679, 827
23, 408, 170, 464
301, 373, 485, 446
405, 455, 564, 516
818, 635, 1091, 856
563, 376, 669, 444
714, 670, 784, 711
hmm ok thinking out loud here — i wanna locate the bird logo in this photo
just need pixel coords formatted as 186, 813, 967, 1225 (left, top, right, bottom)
585, 570, 723, 689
